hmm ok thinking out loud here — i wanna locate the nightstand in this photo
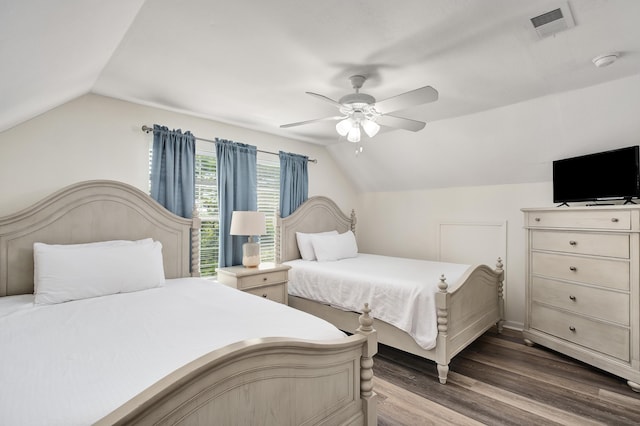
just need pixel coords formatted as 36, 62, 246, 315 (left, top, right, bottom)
216, 263, 291, 304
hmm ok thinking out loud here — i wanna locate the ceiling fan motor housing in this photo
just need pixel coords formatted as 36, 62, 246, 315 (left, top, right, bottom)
338, 92, 376, 106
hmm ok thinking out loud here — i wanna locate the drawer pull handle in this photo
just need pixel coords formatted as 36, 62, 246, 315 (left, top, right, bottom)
569, 295, 576, 301
569, 266, 577, 272
569, 240, 577, 246
534, 217, 541, 222
262, 293, 268, 298
611, 217, 619, 222
569, 326, 576, 332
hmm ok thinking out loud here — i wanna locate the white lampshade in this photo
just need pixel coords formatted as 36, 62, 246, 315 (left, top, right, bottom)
361, 119, 380, 138
230, 211, 266, 236
347, 125, 361, 143
336, 118, 354, 136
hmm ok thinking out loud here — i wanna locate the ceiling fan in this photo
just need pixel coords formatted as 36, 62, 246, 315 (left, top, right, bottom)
280, 75, 438, 144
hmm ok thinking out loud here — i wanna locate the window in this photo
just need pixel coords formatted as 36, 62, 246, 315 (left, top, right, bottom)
150, 143, 280, 276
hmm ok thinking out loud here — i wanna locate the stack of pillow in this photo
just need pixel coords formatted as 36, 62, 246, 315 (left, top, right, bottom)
295, 230, 358, 262
33, 238, 165, 304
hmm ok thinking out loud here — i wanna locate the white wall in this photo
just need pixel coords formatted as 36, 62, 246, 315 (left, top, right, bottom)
0, 94, 357, 216
355, 182, 553, 329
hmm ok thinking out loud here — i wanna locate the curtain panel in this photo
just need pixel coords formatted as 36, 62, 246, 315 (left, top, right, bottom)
150, 124, 196, 218
216, 138, 258, 267
279, 151, 308, 218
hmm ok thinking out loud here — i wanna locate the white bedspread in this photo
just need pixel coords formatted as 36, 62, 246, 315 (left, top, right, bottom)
286, 254, 471, 350
0, 278, 345, 426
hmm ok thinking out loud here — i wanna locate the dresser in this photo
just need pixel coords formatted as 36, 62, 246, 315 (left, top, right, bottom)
522, 206, 640, 392
216, 263, 291, 304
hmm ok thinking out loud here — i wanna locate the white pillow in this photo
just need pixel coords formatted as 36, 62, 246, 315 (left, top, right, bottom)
310, 230, 358, 262
296, 230, 338, 261
33, 239, 165, 305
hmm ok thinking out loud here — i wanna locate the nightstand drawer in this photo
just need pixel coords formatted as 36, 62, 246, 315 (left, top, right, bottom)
236, 271, 287, 290
531, 252, 629, 291
531, 230, 629, 258
531, 276, 629, 325
527, 210, 630, 230
245, 283, 287, 304
531, 303, 629, 362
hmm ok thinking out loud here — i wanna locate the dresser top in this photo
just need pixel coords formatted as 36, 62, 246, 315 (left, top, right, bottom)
522, 204, 640, 212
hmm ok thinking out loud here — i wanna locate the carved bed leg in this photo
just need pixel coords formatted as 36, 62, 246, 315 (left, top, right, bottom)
628, 381, 640, 393
356, 304, 377, 426
437, 363, 449, 384
524, 338, 534, 347
436, 275, 449, 385
495, 257, 505, 333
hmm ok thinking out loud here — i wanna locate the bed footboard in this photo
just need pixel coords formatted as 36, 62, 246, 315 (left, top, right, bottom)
97, 308, 377, 426
434, 257, 505, 384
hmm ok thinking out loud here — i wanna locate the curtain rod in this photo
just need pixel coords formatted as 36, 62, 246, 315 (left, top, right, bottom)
141, 125, 317, 164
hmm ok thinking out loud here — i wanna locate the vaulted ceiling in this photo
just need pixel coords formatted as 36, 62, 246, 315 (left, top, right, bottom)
3, 0, 640, 192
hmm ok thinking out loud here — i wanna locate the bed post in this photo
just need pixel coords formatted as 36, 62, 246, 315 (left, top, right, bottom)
350, 209, 357, 234
495, 257, 505, 333
190, 207, 201, 277
356, 303, 377, 426
435, 274, 450, 384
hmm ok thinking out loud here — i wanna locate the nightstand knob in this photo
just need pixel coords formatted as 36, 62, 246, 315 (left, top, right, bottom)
534, 217, 541, 222
569, 326, 576, 332
262, 293, 268, 298
569, 266, 577, 272
263, 277, 268, 281
569, 240, 577, 246
569, 295, 576, 301
611, 217, 619, 223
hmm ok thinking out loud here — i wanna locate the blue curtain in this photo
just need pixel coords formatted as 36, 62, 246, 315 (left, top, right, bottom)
279, 151, 308, 217
150, 124, 196, 218
217, 138, 257, 267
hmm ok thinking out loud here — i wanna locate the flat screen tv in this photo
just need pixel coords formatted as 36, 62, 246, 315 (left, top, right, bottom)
553, 145, 640, 204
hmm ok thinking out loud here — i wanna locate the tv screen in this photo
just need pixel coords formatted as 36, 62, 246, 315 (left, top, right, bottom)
553, 145, 640, 203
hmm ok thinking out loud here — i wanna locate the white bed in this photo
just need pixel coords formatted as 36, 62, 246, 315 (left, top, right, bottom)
0, 181, 377, 426
276, 196, 504, 384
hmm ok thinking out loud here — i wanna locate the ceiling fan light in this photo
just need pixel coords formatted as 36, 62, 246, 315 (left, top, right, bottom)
336, 118, 353, 136
347, 126, 361, 143
362, 119, 380, 138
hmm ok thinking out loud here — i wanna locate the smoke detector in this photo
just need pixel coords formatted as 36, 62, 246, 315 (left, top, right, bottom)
529, 2, 575, 39
592, 53, 619, 68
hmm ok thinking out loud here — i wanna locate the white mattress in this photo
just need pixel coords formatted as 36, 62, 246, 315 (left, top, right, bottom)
285, 253, 471, 350
0, 278, 345, 426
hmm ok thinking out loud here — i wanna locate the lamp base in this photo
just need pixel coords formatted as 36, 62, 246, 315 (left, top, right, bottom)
242, 241, 260, 268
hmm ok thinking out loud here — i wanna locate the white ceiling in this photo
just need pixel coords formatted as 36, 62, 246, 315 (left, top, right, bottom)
2, 0, 640, 192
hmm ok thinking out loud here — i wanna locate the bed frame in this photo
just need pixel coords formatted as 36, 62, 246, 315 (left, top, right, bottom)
276, 196, 504, 384
0, 180, 377, 426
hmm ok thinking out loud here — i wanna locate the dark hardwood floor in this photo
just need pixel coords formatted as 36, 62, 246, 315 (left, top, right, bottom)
373, 328, 640, 425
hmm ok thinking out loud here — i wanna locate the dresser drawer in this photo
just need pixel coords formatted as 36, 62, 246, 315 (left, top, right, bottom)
531, 277, 629, 325
531, 303, 630, 361
527, 210, 630, 230
244, 283, 287, 304
236, 271, 287, 290
531, 230, 629, 258
531, 252, 629, 291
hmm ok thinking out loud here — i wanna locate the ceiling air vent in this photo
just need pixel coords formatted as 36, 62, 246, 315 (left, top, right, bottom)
530, 3, 575, 39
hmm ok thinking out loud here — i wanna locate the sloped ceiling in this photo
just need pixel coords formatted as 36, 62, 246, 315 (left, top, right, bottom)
2, 0, 640, 192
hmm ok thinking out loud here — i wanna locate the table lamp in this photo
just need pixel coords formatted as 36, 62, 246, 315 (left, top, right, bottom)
230, 211, 266, 267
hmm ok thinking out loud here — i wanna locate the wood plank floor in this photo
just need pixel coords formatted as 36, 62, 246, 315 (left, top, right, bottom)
373, 328, 640, 425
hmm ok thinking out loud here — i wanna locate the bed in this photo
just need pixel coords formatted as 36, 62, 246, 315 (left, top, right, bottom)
276, 196, 504, 384
0, 180, 377, 426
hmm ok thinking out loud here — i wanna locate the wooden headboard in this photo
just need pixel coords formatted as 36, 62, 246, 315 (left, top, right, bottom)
0, 180, 201, 296
276, 196, 356, 263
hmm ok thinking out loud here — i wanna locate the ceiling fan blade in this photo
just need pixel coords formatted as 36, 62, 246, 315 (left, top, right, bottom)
306, 92, 343, 108
377, 114, 426, 132
374, 86, 438, 114
280, 115, 345, 128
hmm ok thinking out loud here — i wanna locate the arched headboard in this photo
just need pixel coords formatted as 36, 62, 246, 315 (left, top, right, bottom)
0, 180, 200, 296
276, 196, 356, 263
